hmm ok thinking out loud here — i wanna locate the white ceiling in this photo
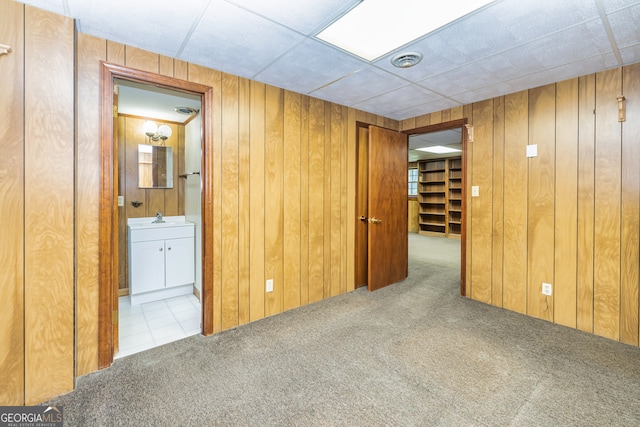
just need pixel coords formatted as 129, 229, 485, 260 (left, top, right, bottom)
116, 79, 201, 124
17, 0, 640, 121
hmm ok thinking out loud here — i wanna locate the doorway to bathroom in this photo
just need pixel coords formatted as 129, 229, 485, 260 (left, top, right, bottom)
98, 63, 214, 368
114, 77, 202, 358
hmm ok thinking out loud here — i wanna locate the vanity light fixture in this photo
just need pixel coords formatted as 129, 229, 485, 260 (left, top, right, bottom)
143, 120, 172, 144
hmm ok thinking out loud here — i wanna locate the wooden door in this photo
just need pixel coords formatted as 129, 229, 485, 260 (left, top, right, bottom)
367, 126, 408, 291
355, 126, 369, 288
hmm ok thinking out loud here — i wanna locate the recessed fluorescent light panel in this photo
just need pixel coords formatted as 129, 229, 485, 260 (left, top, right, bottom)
416, 146, 462, 154
317, 0, 494, 61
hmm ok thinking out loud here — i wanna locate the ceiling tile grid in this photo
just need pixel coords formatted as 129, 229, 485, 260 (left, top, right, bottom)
252, 38, 367, 94
179, 0, 305, 79
309, 65, 409, 106
70, 0, 212, 58
15, 0, 640, 120
225, 0, 361, 35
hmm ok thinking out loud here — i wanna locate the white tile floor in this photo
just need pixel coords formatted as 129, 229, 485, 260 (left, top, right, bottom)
116, 293, 201, 359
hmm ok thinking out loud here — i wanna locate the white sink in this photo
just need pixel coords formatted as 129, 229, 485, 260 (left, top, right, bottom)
127, 216, 191, 230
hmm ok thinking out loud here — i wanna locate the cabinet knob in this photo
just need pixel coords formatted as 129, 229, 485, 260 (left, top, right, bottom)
167, 247, 172, 251
159, 247, 163, 252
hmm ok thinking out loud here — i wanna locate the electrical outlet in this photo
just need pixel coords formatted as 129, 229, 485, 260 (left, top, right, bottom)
266, 279, 274, 293
117, 196, 124, 207
542, 282, 552, 296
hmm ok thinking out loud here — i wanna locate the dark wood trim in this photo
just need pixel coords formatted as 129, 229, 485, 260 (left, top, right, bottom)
402, 118, 468, 297
99, 62, 214, 368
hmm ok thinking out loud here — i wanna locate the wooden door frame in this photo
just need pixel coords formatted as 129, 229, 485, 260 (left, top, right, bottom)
402, 118, 468, 297
98, 62, 214, 368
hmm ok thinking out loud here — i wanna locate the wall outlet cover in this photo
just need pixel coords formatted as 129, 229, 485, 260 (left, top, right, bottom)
526, 144, 538, 158
266, 279, 274, 293
542, 282, 552, 296
471, 186, 479, 197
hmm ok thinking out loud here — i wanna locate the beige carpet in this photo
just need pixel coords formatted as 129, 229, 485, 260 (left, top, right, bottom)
48, 234, 640, 426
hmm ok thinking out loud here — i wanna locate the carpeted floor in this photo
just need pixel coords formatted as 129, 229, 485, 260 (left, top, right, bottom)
48, 234, 640, 426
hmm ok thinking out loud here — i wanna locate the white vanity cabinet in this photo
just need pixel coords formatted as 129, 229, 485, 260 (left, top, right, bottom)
128, 218, 195, 305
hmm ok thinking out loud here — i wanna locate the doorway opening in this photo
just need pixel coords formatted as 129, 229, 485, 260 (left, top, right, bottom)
405, 119, 468, 296
99, 63, 214, 368
354, 119, 467, 296
114, 78, 202, 358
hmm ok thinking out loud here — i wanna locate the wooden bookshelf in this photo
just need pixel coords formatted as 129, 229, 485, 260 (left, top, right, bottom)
417, 157, 461, 238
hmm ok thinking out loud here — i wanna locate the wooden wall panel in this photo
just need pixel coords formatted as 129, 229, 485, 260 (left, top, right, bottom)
323, 105, 332, 299
265, 86, 284, 316
577, 74, 596, 333
470, 100, 493, 303
238, 78, 251, 326
554, 78, 579, 328
284, 91, 302, 310
221, 73, 240, 330
308, 98, 325, 303
408, 199, 419, 233
124, 46, 159, 73
24, 6, 75, 404
502, 91, 529, 314
593, 69, 622, 340
0, 0, 25, 405
300, 97, 311, 303
527, 84, 556, 322
346, 107, 357, 292
492, 97, 505, 306
249, 81, 266, 322
330, 104, 342, 297
340, 106, 349, 294
76, 33, 107, 377
620, 63, 640, 346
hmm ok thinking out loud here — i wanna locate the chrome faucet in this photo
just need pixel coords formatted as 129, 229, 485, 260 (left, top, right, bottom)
153, 212, 165, 223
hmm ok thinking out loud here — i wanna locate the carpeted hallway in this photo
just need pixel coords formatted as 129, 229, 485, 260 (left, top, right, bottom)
48, 234, 640, 426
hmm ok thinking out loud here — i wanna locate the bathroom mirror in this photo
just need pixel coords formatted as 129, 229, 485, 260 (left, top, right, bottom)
138, 144, 174, 188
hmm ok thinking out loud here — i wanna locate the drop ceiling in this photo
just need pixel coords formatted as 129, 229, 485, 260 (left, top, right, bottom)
17, 0, 640, 121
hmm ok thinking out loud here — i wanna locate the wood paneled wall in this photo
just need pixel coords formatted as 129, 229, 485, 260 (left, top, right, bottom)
117, 116, 185, 291
0, 1, 75, 405
5, 0, 640, 406
0, 0, 25, 406
74, 32, 397, 384
402, 65, 640, 346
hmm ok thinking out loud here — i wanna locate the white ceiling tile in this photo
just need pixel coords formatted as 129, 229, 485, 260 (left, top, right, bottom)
390, 98, 462, 121
607, 3, 640, 49
253, 38, 366, 94
69, 0, 210, 58
599, 0, 640, 14
352, 85, 442, 116
310, 66, 408, 106
179, 1, 305, 79
620, 44, 640, 64
226, 0, 360, 34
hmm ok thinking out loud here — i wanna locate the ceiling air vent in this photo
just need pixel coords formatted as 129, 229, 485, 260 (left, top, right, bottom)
175, 106, 199, 115
391, 52, 423, 69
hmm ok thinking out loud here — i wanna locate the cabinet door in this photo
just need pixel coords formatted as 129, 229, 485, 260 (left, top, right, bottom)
130, 240, 165, 294
165, 237, 195, 288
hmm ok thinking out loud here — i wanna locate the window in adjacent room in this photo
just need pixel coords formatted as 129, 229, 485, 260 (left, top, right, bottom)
408, 168, 418, 196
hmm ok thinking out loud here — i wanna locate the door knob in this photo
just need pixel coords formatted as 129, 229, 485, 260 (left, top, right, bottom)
359, 215, 368, 222
368, 217, 382, 224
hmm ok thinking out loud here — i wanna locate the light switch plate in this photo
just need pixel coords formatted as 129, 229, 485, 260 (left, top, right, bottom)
117, 196, 124, 207
471, 186, 479, 197
266, 279, 274, 293
526, 144, 538, 158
